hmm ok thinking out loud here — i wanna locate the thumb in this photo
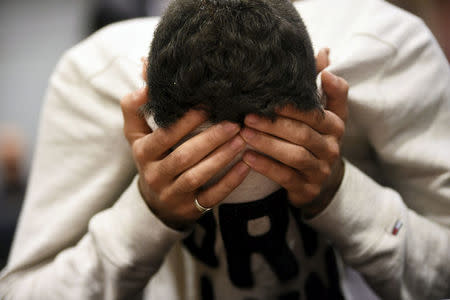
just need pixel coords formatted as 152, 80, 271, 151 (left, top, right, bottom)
141, 57, 148, 81
120, 87, 152, 145
321, 70, 349, 122
316, 47, 330, 74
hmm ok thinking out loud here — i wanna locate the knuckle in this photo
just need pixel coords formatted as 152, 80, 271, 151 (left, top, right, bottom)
155, 130, 171, 149
335, 119, 346, 138
158, 189, 172, 203
324, 110, 333, 121
158, 160, 174, 178
279, 170, 295, 187
327, 140, 340, 161
132, 140, 145, 162
170, 149, 191, 169
143, 169, 158, 188
307, 184, 321, 199
320, 163, 332, 178
295, 128, 310, 144
183, 172, 202, 190
207, 126, 224, 144
288, 148, 306, 168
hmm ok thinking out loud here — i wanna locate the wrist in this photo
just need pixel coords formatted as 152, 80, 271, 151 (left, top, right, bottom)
302, 158, 345, 218
138, 176, 195, 231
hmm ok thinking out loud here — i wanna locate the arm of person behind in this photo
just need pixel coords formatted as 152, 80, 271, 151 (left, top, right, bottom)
306, 13, 450, 300
0, 34, 186, 299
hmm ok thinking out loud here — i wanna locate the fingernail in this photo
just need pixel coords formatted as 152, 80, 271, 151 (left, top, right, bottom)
324, 47, 330, 55
223, 122, 240, 134
243, 152, 256, 165
245, 114, 259, 125
241, 127, 256, 140
230, 136, 245, 150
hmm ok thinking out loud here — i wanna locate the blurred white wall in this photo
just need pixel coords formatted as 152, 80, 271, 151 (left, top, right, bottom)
0, 0, 90, 168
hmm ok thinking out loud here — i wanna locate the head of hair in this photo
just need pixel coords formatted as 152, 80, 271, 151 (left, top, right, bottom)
144, 0, 320, 128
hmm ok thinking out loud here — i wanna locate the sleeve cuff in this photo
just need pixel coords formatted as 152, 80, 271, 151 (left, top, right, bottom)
89, 175, 190, 270
304, 160, 406, 256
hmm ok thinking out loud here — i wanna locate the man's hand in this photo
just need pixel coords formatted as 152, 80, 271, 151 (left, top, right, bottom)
240, 48, 349, 217
121, 88, 250, 230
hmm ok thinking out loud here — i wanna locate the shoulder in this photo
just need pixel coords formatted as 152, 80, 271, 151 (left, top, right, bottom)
41, 18, 162, 141
295, 0, 430, 51
55, 17, 160, 84
46, 17, 161, 116
297, 0, 448, 103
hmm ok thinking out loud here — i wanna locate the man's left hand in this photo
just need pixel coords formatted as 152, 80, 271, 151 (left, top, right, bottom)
240, 52, 349, 217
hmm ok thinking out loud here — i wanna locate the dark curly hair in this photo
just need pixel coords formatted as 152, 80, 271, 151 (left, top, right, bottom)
144, 0, 320, 128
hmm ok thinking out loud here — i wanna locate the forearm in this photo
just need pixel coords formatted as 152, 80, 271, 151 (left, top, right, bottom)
305, 161, 450, 299
1, 235, 104, 300
0, 177, 187, 300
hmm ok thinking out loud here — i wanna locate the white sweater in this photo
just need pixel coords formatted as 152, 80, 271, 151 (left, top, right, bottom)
1, 0, 449, 299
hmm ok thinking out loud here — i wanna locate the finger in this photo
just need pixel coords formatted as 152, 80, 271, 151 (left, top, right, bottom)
121, 87, 151, 145
174, 135, 245, 192
243, 114, 330, 159
242, 151, 320, 204
240, 127, 321, 171
316, 48, 330, 74
159, 122, 241, 178
274, 105, 345, 138
322, 70, 349, 122
135, 109, 208, 161
195, 161, 250, 210
141, 57, 148, 81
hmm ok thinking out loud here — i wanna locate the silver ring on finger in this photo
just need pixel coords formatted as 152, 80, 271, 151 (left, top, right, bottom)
194, 196, 212, 214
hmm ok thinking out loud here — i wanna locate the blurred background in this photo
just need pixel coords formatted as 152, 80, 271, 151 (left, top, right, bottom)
0, 0, 448, 269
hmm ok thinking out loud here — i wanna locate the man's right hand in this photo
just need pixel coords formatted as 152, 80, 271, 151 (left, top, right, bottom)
120, 87, 250, 230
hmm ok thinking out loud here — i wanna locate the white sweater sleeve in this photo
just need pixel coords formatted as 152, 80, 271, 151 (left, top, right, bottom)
306, 15, 450, 300
0, 41, 187, 299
